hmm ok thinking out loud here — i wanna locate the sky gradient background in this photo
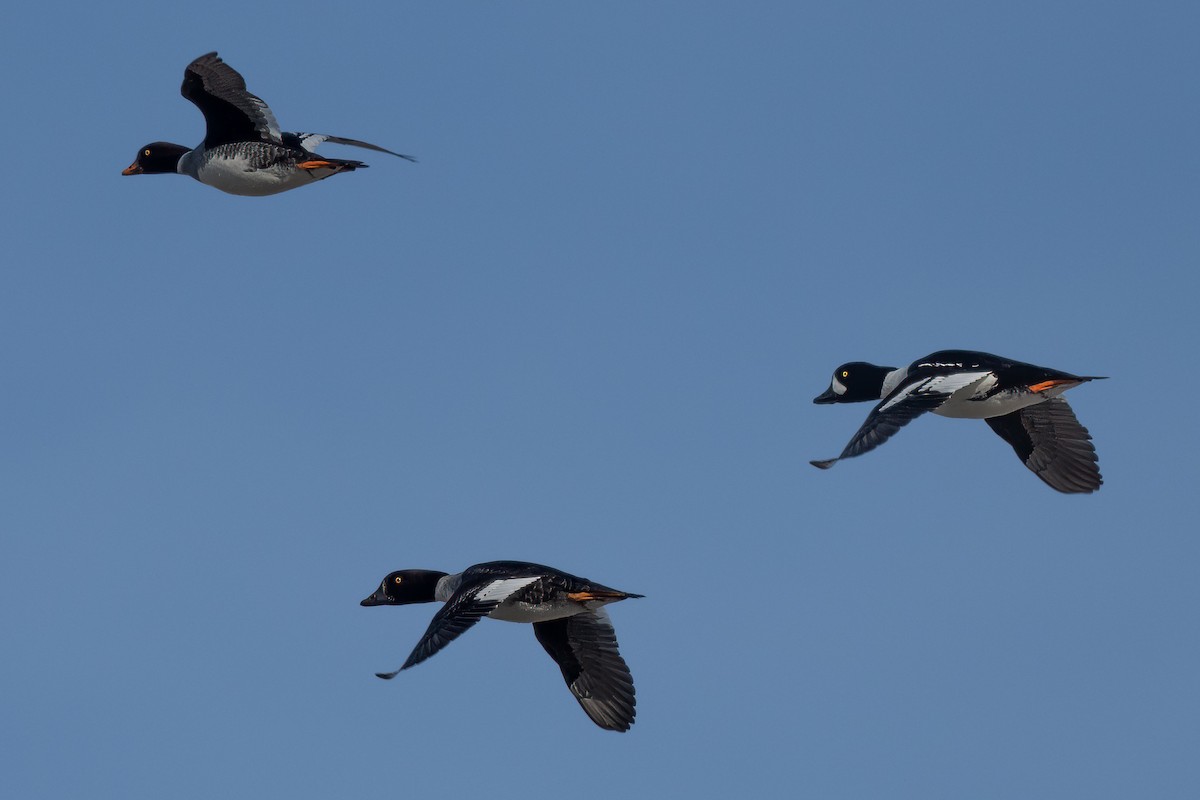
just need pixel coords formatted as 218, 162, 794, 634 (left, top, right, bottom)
3, 3, 1198, 798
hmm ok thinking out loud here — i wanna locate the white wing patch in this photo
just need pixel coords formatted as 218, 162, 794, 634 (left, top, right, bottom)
473, 576, 542, 604
294, 133, 329, 151
879, 371, 992, 412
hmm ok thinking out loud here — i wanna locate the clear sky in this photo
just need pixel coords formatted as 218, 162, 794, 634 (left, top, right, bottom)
3, 2, 1198, 798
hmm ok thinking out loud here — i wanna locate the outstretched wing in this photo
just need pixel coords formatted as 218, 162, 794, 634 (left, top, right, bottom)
533, 610, 636, 732
985, 397, 1102, 493
181, 52, 282, 148
375, 575, 541, 679
811, 371, 991, 469
286, 132, 417, 161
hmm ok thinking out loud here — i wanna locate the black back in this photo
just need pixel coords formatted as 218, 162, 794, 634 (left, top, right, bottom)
911, 350, 1081, 389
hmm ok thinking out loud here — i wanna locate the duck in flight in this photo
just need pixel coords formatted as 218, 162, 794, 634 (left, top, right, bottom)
122, 52, 414, 195
361, 560, 642, 732
811, 350, 1105, 493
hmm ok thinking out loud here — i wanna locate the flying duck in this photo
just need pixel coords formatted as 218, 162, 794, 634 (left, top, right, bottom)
122, 51, 414, 195
361, 560, 642, 732
811, 349, 1105, 493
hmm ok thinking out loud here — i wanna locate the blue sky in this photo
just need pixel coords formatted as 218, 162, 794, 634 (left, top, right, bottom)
3, 2, 1198, 797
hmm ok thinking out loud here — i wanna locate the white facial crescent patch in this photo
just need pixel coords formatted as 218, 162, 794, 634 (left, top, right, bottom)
832, 375, 848, 395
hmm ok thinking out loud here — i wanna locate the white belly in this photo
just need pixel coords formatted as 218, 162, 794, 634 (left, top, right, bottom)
489, 600, 581, 623
933, 379, 1075, 419
194, 159, 313, 196
933, 391, 1044, 419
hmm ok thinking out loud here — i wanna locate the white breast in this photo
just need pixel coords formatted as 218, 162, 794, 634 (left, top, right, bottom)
879, 366, 908, 399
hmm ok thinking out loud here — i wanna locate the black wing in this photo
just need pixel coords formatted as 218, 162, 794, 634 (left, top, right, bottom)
375, 574, 541, 679
533, 610, 636, 732
985, 398, 1102, 493
811, 371, 991, 469
181, 52, 282, 148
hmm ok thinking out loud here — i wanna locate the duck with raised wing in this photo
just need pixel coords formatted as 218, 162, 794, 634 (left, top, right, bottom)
811, 350, 1105, 493
123, 51, 414, 195
361, 560, 642, 732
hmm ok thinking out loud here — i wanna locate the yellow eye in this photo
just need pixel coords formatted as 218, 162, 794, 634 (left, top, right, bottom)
841, 370, 849, 378
144, 148, 151, 156
393, 576, 403, 584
